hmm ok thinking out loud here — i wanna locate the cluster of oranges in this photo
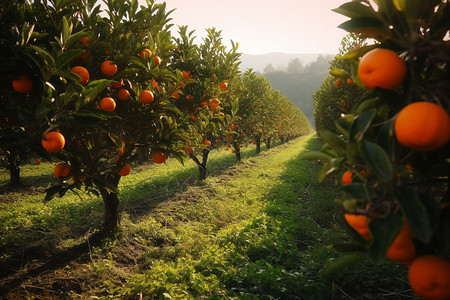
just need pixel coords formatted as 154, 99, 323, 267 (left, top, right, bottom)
339, 48, 450, 300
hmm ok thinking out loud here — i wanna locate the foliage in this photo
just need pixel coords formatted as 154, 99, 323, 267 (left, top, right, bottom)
313, 33, 368, 133
306, 0, 450, 279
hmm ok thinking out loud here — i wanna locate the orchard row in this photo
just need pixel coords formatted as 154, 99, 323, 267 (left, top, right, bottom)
0, 0, 311, 233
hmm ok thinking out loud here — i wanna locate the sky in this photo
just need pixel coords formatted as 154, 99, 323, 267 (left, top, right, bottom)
149, 0, 350, 55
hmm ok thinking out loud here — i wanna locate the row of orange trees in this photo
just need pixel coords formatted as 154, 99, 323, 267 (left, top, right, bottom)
307, 1, 449, 299
0, 0, 311, 234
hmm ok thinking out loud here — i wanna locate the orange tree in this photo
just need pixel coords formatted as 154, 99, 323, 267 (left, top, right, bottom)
171, 26, 241, 179
313, 34, 367, 134
303, 1, 450, 298
0, 0, 189, 234
236, 69, 312, 154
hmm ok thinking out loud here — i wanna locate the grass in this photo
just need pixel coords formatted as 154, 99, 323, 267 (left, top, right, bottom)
0, 135, 416, 299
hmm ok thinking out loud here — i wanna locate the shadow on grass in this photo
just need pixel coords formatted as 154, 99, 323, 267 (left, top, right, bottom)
217, 136, 413, 299
0, 143, 272, 291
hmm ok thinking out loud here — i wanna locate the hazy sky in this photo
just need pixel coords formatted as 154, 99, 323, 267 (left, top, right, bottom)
150, 0, 349, 55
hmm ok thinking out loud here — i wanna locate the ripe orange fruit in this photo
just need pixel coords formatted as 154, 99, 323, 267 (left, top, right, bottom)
80, 36, 90, 47
153, 55, 162, 66
227, 135, 233, 142
100, 97, 116, 112
252, 141, 257, 145
35, 159, 41, 165
219, 82, 228, 90
54, 162, 71, 178
184, 146, 193, 154
182, 71, 189, 80
117, 164, 131, 176
344, 214, 371, 240
347, 78, 354, 85
209, 98, 220, 110
152, 151, 166, 164
12, 75, 33, 93
204, 140, 211, 147
335, 79, 342, 87
71, 66, 89, 85
139, 48, 152, 59
118, 88, 130, 101
342, 171, 353, 184
409, 255, 450, 300
358, 48, 406, 90
386, 221, 416, 265
172, 92, 180, 100
231, 149, 236, 154
101, 60, 118, 77
110, 79, 123, 88
394, 102, 450, 152
42, 131, 65, 152
140, 90, 154, 104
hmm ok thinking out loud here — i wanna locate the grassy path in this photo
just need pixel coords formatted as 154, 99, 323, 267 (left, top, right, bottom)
0, 135, 414, 299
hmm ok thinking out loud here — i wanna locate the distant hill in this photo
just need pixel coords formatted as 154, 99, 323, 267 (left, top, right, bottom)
239, 53, 335, 126
239, 52, 323, 73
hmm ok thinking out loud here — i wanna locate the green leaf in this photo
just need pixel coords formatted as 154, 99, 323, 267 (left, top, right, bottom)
320, 130, 346, 153
28, 45, 55, 67
341, 183, 373, 200
66, 30, 88, 49
335, 114, 354, 139
337, 17, 390, 38
161, 103, 181, 114
368, 214, 403, 265
354, 97, 381, 115
329, 68, 350, 78
394, 188, 433, 243
359, 140, 393, 182
350, 109, 376, 142
320, 254, 367, 277
82, 79, 112, 100
56, 49, 85, 69
109, 133, 124, 152
317, 158, 343, 183
299, 151, 334, 161
332, 2, 378, 19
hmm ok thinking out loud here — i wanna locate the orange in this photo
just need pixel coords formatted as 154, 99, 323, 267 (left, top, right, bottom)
358, 48, 406, 90
42, 131, 65, 152
227, 135, 233, 142
110, 79, 123, 88
35, 159, 41, 165
334, 79, 342, 88
152, 151, 166, 164
219, 82, 228, 90
409, 255, 450, 300
100, 97, 116, 112
100, 60, 118, 77
140, 90, 154, 104
252, 141, 257, 145
209, 98, 220, 110
118, 88, 130, 100
394, 102, 450, 151
344, 214, 371, 240
71, 66, 89, 85
231, 150, 236, 154
54, 162, 71, 178
117, 164, 131, 176
183, 146, 193, 154
204, 140, 211, 147
12, 75, 33, 93
386, 221, 416, 265
153, 55, 162, 66
172, 92, 180, 100
347, 78, 354, 85
80, 36, 90, 47
139, 48, 152, 59
182, 71, 191, 80
342, 171, 353, 184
